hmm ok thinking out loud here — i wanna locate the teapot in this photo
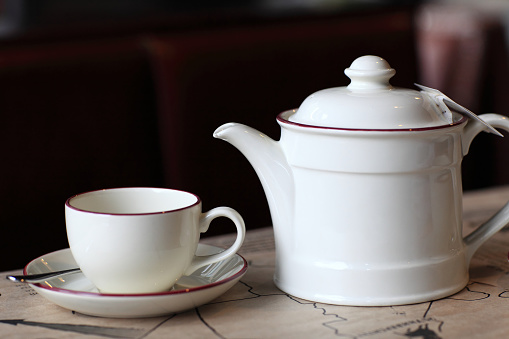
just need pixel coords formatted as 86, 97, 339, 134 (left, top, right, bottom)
213, 55, 509, 306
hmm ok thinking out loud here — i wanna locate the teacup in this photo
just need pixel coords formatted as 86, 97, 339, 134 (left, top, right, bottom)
65, 187, 246, 294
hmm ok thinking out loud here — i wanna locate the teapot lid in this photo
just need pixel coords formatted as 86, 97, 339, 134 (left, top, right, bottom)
287, 55, 462, 130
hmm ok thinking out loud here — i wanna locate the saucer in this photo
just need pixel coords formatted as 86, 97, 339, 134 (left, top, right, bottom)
25, 244, 248, 318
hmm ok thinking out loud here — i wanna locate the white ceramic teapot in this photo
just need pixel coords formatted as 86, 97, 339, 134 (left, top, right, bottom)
214, 55, 509, 306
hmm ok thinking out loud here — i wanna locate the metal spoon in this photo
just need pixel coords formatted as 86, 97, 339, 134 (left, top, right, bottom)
7, 268, 214, 287
6, 268, 81, 283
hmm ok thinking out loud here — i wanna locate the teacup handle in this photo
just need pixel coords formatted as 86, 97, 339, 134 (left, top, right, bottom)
462, 113, 509, 261
184, 207, 246, 275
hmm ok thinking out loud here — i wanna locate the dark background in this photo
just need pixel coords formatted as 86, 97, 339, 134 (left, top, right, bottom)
1, 0, 508, 271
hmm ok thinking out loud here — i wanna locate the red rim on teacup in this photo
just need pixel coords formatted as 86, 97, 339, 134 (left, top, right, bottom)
65, 187, 201, 216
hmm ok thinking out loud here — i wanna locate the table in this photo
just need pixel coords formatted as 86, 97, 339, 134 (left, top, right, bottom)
2, 186, 509, 338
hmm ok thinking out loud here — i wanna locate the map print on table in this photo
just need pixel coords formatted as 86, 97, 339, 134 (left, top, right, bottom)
0, 319, 148, 338
2, 217, 509, 339
148, 259, 509, 339
1, 257, 509, 339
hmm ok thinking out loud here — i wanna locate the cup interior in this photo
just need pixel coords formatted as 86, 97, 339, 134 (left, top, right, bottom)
66, 188, 199, 214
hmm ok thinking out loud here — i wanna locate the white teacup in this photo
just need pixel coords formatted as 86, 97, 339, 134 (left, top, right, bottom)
65, 187, 246, 294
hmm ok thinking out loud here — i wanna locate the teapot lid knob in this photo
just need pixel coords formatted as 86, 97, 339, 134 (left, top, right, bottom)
344, 55, 395, 91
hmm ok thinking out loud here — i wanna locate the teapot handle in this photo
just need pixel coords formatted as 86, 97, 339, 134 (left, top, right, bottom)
462, 113, 509, 261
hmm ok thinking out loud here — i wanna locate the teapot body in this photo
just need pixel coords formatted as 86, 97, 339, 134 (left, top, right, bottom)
214, 56, 509, 306
274, 110, 469, 305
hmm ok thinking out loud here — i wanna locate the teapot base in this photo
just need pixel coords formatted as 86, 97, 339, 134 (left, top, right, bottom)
273, 254, 469, 306
274, 279, 468, 306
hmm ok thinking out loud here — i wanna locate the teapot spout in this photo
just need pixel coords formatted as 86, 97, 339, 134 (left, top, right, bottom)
214, 123, 294, 234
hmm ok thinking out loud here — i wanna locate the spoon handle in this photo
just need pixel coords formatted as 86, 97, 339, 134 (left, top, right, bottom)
6, 268, 81, 283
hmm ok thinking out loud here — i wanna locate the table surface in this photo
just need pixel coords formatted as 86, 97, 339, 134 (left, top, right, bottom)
2, 186, 509, 338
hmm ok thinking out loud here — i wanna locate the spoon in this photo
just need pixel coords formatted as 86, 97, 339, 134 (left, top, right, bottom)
6, 268, 81, 283
7, 268, 213, 287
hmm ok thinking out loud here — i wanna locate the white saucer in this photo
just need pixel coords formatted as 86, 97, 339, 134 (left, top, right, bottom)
25, 244, 248, 318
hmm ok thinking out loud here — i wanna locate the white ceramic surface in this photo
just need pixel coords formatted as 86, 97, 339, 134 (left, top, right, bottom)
213, 55, 509, 306
65, 187, 245, 294
26, 246, 248, 318
289, 55, 457, 129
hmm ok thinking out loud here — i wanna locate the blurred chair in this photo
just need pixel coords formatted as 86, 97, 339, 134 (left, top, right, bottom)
0, 38, 163, 270
416, 3, 509, 190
